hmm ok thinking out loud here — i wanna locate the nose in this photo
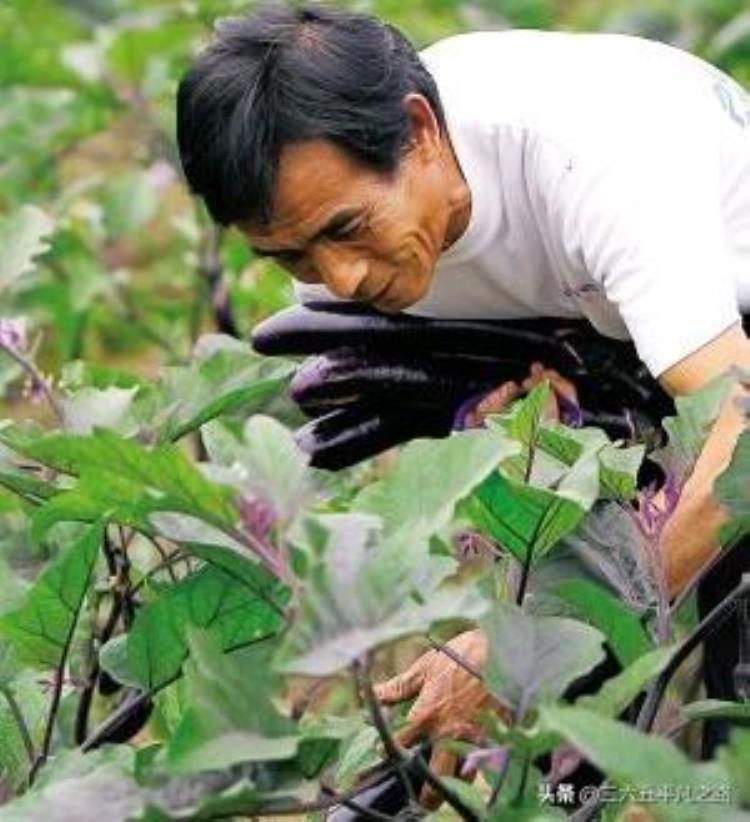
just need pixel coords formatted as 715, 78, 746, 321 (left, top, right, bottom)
311, 245, 369, 300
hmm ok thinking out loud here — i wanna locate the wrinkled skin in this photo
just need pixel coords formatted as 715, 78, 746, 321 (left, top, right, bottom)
374, 630, 502, 809
240, 94, 471, 314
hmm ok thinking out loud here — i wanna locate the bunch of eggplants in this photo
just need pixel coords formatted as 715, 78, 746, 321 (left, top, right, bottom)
251, 301, 674, 470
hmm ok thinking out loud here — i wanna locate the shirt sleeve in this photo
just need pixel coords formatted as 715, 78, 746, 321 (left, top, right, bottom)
540, 93, 741, 378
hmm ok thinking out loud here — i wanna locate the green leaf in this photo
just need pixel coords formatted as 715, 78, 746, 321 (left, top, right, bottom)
576, 646, 673, 717
0, 468, 61, 507
165, 629, 299, 772
60, 386, 139, 435
98, 634, 140, 690
0, 670, 46, 790
538, 706, 710, 821
548, 578, 652, 667
537, 424, 644, 501
464, 453, 598, 565
334, 725, 381, 790
482, 603, 606, 715
652, 374, 733, 483
124, 565, 284, 692
235, 415, 313, 524
0, 205, 55, 294
0, 522, 103, 669
277, 513, 488, 676
718, 728, 750, 807
716, 429, 750, 538
158, 336, 295, 442
1, 428, 237, 539
0, 747, 141, 822
354, 428, 518, 537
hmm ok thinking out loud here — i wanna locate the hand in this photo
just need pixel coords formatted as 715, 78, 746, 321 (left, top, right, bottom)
462, 362, 579, 428
374, 630, 510, 809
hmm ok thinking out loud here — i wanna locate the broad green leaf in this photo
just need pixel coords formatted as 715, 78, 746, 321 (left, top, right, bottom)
548, 578, 652, 667
538, 706, 711, 821
482, 603, 606, 715
575, 646, 673, 717
158, 336, 295, 442
493, 380, 552, 454
30, 471, 152, 543
143, 778, 264, 821
718, 728, 750, 807
0, 749, 141, 822
598, 442, 645, 500
537, 424, 644, 500
0, 522, 103, 668
0, 205, 55, 293
32, 746, 136, 791
277, 513, 488, 676
1, 428, 238, 538
0, 469, 61, 507
165, 630, 299, 772
60, 386, 139, 435
124, 565, 284, 692
98, 634, 140, 690
334, 725, 381, 790
652, 373, 733, 482
236, 415, 313, 523
354, 428, 518, 537
716, 429, 750, 539
0, 670, 46, 790
464, 452, 598, 565
551, 502, 660, 613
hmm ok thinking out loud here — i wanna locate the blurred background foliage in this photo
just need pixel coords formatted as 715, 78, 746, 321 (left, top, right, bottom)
1, 0, 749, 413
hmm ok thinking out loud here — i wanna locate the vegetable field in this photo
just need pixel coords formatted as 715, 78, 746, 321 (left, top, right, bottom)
1, 1, 750, 820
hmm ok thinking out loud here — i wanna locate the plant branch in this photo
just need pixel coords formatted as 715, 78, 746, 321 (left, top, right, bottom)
427, 635, 484, 682
29, 667, 65, 785
572, 573, 750, 822
0, 340, 64, 425
355, 656, 479, 822
637, 573, 750, 734
131, 552, 188, 595
516, 511, 547, 606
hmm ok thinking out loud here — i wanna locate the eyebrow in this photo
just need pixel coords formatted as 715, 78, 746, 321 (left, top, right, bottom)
251, 208, 363, 257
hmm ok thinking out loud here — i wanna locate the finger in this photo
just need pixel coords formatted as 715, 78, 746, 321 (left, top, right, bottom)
393, 717, 429, 750
473, 381, 521, 423
373, 652, 432, 705
419, 746, 459, 810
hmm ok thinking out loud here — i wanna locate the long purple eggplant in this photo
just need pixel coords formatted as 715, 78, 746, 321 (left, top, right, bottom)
290, 347, 525, 412
295, 404, 455, 470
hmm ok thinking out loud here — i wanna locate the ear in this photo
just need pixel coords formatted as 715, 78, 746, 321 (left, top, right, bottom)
403, 93, 442, 161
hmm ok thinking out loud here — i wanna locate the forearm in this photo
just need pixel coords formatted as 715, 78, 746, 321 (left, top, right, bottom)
661, 381, 748, 600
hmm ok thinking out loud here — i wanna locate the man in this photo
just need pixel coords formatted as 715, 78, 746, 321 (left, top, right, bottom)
177, 1, 750, 803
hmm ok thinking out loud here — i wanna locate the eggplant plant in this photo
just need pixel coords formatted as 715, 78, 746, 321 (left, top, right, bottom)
0, 205, 749, 822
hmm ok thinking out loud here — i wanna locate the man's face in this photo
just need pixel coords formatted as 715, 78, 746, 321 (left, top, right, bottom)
240, 101, 467, 313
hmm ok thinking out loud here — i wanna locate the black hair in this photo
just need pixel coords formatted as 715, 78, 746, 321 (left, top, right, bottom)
176, 2, 446, 226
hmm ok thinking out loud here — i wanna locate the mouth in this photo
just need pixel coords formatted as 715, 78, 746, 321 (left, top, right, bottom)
372, 279, 407, 312
356, 276, 395, 305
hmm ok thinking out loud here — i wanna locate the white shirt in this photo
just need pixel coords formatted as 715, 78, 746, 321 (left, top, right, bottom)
297, 30, 750, 377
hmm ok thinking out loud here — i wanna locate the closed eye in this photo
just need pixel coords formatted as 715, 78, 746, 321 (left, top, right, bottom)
325, 216, 364, 242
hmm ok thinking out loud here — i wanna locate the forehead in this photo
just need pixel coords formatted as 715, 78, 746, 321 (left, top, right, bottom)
242, 140, 377, 243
